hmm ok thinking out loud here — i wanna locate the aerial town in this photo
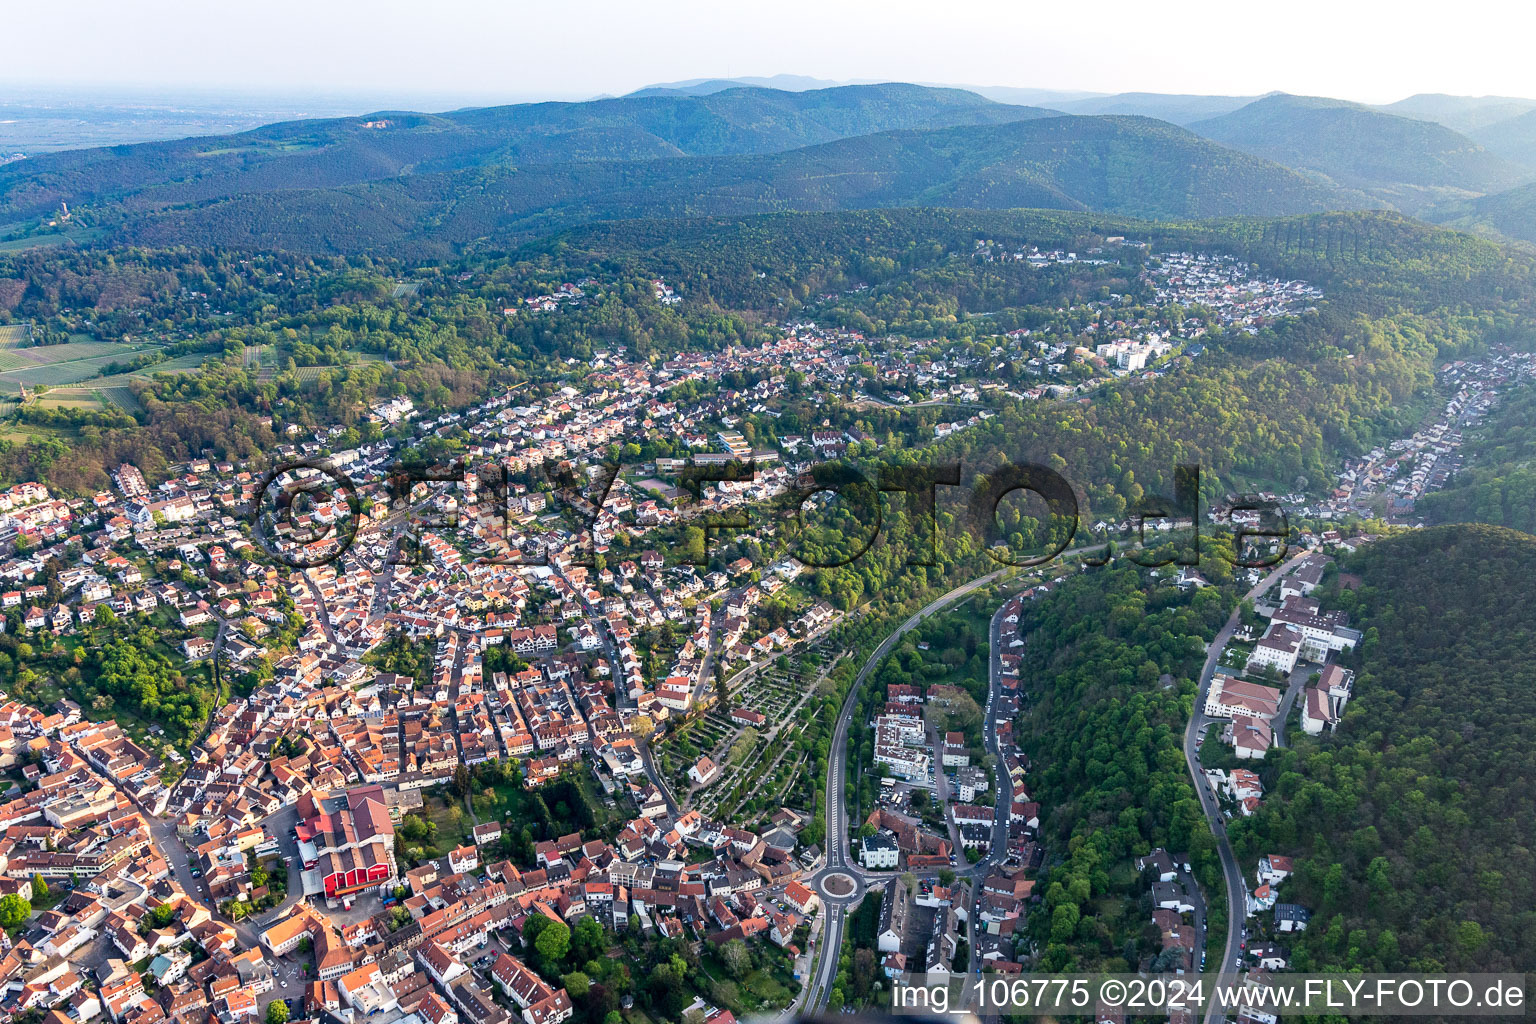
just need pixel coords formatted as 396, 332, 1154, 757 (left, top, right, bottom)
0, 245, 1502, 1024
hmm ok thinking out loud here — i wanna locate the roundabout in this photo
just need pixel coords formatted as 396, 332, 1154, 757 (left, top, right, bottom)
817, 870, 859, 901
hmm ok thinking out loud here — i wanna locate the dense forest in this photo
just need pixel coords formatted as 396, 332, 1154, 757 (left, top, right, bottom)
1191, 94, 1530, 211
1015, 558, 1237, 970
0, 82, 1384, 258
1230, 524, 1536, 972
114, 116, 1360, 256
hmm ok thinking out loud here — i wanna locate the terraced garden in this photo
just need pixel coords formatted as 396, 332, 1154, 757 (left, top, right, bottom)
655, 633, 842, 826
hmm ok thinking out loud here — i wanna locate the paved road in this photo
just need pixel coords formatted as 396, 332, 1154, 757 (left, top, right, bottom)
929, 725, 965, 856
964, 595, 1019, 985
1183, 552, 1311, 1024
803, 565, 1015, 1012
299, 571, 338, 646
980, 597, 1015, 866
1271, 663, 1312, 749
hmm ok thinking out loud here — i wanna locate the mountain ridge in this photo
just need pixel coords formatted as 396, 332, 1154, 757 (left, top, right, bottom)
0, 83, 1052, 222
1190, 93, 1533, 213
108, 115, 1376, 257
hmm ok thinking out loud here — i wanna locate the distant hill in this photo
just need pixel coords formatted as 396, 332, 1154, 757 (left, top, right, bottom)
957, 86, 1103, 107
1053, 92, 1262, 125
1379, 93, 1536, 134
1190, 94, 1533, 212
0, 83, 1048, 221
627, 74, 852, 97
114, 115, 1375, 256
629, 78, 1100, 108
1430, 181, 1536, 245
1471, 109, 1536, 170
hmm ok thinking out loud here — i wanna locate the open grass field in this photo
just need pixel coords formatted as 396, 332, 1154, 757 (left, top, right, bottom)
0, 340, 134, 361
289, 354, 388, 384
27, 389, 110, 413
0, 228, 104, 252
0, 356, 128, 390
34, 393, 107, 411
142, 353, 209, 373
23, 352, 210, 405
0, 423, 64, 442
0, 325, 33, 348
90, 359, 203, 388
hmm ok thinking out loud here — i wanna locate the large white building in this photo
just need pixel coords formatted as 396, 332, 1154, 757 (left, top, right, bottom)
861, 832, 900, 869
1204, 673, 1283, 720
873, 713, 930, 780
1300, 663, 1355, 735
1269, 595, 1361, 661
1246, 623, 1304, 674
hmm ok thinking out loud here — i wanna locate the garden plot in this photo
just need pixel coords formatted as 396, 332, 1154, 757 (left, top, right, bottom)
686, 649, 844, 820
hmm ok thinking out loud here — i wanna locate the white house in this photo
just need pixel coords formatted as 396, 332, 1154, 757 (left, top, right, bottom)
861, 832, 899, 870
1204, 673, 1283, 720
688, 756, 720, 787
1256, 855, 1294, 887
1299, 686, 1337, 735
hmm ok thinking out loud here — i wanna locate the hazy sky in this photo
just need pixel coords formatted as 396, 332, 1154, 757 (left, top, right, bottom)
7, 0, 1536, 108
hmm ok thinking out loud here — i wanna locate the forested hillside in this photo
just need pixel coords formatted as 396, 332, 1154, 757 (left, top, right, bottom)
114, 117, 1365, 256
1433, 180, 1536, 246
1015, 562, 1235, 970
1052, 91, 1258, 125
1191, 94, 1531, 213
533, 209, 1536, 522
529, 208, 1536, 323
0, 83, 1047, 221
1380, 93, 1536, 135
0, 208, 1533, 510
1473, 108, 1536, 169
1230, 525, 1536, 972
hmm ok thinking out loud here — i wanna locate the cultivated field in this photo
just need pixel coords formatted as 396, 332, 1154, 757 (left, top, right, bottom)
0, 334, 168, 394
0, 332, 211, 412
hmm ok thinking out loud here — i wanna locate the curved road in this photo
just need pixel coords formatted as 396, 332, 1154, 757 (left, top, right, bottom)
802, 565, 1015, 1011
1182, 551, 1312, 1024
